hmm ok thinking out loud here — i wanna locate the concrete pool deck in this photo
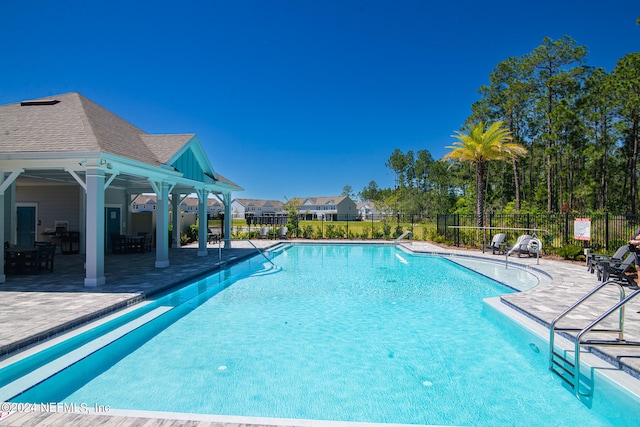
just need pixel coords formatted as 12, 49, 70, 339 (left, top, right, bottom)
1, 239, 640, 426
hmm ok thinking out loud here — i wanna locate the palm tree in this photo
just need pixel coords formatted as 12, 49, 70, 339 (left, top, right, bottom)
444, 121, 527, 228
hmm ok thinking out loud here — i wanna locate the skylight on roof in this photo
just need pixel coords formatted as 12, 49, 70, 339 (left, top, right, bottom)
20, 99, 60, 106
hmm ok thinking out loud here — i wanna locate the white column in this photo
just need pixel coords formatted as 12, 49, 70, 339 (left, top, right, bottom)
223, 192, 232, 248
196, 189, 208, 256
79, 186, 86, 254
126, 191, 133, 236
171, 192, 180, 248
7, 181, 16, 245
0, 171, 23, 283
155, 182, 170, 268
84, 167, 106, 287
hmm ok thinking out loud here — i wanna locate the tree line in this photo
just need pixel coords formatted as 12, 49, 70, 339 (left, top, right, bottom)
349, 36, 640, 220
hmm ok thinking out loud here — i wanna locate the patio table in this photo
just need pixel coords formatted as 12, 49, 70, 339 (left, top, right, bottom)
4, 247, 39, 274
124, 236, 145, 253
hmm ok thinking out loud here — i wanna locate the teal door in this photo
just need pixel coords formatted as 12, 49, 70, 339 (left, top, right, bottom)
17, 206, 36, 247
105, 207, 121, 250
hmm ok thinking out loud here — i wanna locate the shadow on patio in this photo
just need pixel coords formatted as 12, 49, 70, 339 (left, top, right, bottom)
1, 246, 261, 294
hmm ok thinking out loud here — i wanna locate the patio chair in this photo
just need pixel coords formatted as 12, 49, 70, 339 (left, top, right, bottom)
596, 253, 638, 287
207, 228, 219, 244
4, 250, 18, 274
110, 233, 126, 254
36, 243, 56, 273
258, 227, 269, 239
138, 232, 153, 252
278, 226, 288, 239
485, 233, 506, 255
586, 244, 630, 274
22, 248, 40, 273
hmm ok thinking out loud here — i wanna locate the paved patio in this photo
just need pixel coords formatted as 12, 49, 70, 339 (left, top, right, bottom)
0, 241, 276, 358
1, 240, 640, 426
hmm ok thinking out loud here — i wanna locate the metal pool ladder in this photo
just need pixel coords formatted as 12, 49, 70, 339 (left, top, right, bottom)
549, 279, 640, 397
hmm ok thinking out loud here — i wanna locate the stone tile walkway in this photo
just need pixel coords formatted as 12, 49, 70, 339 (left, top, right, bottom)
1, 239, 639, 426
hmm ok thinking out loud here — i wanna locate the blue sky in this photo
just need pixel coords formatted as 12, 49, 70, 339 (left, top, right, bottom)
1, 1, 638, 201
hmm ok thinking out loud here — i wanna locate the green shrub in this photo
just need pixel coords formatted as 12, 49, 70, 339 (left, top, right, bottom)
556, 244, 584, 260
382, 223, 391, 239
325, 224, 336, 238
183, 224, 198, 243
431, 235, 446, 244
323, 224, 346, 239
360, 227, 370, 239
180, 234, 190, 246
302, 225, 314, 239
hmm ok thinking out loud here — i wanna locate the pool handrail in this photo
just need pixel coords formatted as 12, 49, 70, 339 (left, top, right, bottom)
549, 279, 640, 398
394, 230, 413, 245
245, 239, 276, 267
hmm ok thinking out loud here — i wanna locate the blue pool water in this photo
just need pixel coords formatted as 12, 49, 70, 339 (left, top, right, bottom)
6, 244, 640, 425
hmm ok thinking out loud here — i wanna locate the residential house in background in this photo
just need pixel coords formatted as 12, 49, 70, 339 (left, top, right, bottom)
356, 201, 379, 219
292, 196, 357, 221
131, 194, 225, 233
132, 194, 224, 218
131, 194, 158, 212
231, 199, 286, 220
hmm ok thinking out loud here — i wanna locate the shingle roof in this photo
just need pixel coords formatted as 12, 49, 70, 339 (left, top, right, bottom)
295, 196, 348, 205
234, 198, 284, 208
0, 92, 183, 166
140, 134, 195, 164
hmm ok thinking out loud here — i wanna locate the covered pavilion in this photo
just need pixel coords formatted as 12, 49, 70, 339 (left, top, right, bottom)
0, 92, 242, 287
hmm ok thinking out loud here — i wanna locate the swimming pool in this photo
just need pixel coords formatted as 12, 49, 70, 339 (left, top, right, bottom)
2, 244, 640, 425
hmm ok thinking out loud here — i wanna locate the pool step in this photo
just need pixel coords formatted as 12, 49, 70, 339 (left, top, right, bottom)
550, 349, 577, 389
0, 306, 173, 402
250, 265, 282, 276
267, 243, 291, 255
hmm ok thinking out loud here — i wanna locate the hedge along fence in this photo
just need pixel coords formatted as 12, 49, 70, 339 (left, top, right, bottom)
229, 212, 637, 253
231, 214, 436, 241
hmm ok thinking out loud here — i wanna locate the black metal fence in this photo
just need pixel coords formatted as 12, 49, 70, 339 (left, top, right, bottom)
245, 214, 288, 226
232, 212, 639, 252
436, 213, 640, 252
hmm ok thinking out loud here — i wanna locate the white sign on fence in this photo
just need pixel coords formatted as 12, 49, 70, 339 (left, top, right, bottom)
574, 218, 591, 241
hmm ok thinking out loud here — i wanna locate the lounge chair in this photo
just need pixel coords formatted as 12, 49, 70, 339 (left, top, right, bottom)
587, 244, 630, 274
278, 226, 288, 239
485, 233, 506, 254
258, 227, 269, 239
596, 253, 637, 286
507, 234, 543, 258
